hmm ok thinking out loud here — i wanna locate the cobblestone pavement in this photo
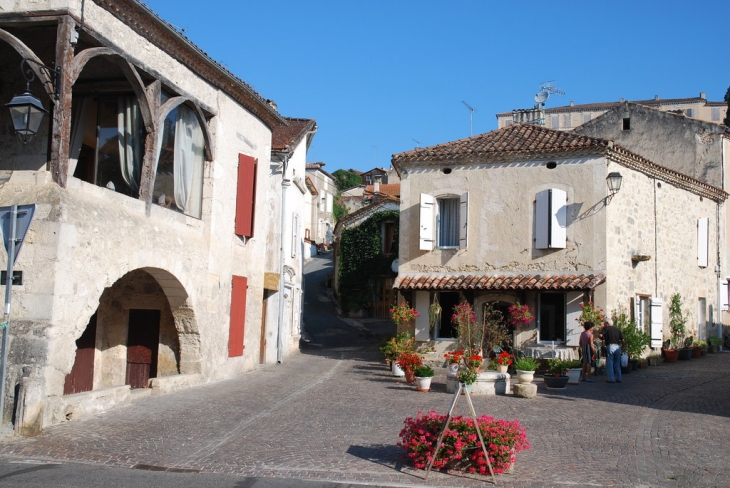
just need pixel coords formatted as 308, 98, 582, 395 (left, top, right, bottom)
1, 330, 729, 488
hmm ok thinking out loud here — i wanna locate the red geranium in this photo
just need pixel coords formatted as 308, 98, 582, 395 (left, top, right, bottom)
496, 351, 513, 366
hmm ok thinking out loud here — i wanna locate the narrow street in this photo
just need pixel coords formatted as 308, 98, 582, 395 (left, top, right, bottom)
0, 254, 728, 487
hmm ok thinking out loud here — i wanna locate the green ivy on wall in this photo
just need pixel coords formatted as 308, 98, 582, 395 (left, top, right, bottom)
338, 210, 399, 315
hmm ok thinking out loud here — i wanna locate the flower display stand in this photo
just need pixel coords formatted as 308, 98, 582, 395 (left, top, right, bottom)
446, 371, 509, 395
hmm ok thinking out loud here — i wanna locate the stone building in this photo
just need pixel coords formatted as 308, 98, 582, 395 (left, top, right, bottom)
391, 124, 726, 357
305, 162, 336, 251
574, 103, 730, 334
497, 93, 728, 131
0, 0, 310, 432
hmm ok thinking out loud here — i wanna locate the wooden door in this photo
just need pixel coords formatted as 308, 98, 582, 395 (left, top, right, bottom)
63, 313, 97, 395
125, 309, 160, 389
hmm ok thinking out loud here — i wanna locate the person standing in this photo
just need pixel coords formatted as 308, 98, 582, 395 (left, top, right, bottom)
599, 318, 624, 383
579, 321, 597, 382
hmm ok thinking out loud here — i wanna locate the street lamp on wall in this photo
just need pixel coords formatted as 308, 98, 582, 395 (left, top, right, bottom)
605, 172, 623, 204
5, 58, 60, 144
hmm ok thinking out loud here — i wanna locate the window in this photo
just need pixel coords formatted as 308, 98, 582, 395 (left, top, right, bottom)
582, 113, 591, 124
722, 280, 729, 312
551, 115, 559, 129
562, 114, 571, 128
685, 108, 695, 118
535, 188, 566, 249
228, 275, 247, 357
712, 107, 721, 121
235, 154, 257, 237
419, 193, 468, 250
635, 296, 663, 347
70, 96, 143, 197
539, 292, 565, 342
697, 217, 709, 267
153, 104, 205, 218
622, 118, 631, 130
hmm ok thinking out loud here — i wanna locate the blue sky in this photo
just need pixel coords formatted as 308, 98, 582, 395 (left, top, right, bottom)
142, 0, 730, 174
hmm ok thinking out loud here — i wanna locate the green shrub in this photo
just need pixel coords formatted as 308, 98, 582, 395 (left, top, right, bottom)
413, 365, 435, 377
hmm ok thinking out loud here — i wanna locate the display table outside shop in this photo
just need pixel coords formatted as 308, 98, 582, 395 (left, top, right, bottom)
522, 343, 576, 361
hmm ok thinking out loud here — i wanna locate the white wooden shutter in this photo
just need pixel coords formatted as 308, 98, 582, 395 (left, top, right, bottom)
419, 193, 435, 251
535, 190, 549, 249
536, 189, 567, 249
291, 214, 299, 258
459, 192, 468, 249
551, 188, 567, 249
698, 217, 709, 268
565, 292, 583, 346
634, 295, 642, 331
721, 280, 729, 311
650, 298, 663, 348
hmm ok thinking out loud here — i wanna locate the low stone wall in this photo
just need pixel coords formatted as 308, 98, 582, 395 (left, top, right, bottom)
149, 373, 204, 396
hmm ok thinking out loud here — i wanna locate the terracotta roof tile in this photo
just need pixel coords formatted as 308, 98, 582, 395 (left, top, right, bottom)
272, 118, 316, 152
364, 183, 400, 197
392, 124, 609, 164
393, 273, 605, 291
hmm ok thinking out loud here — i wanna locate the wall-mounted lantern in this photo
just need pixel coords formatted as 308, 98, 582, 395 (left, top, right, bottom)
605, 172, 623, 204
5, 58, 60, 144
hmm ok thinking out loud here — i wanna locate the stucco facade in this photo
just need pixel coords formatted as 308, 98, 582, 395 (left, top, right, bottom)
392, 125, 727, 355
0, 0, 307, 431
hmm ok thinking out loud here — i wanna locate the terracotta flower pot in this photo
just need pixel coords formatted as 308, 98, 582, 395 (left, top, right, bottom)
663, 349, 679, 363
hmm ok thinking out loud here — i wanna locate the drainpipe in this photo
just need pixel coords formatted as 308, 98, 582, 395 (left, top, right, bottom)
276, 153, 290, 364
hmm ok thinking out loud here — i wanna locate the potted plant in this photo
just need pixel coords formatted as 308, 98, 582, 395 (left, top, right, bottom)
513, 356, 538, 384
495, 351, 513, 373
508, 301, 533, 328
397, 350, 423, 384
467, 352, 484, 371
390, 302, 420, 335
457, 367, 479, 393
443, 349, 464, 373
543, 359, 569, 389
614, 308, 650, 370
647, 353, 661, 366
413, 365, 435, 392
678, 336, 694, 361
380, 332, 415, 376
708, 336, 723, 353
398, 410, 531, 475
564, 359, 583, 384
664, 293, 687, 363
692, 339, 707, 358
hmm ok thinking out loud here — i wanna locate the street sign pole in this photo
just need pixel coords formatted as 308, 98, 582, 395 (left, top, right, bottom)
0, 203, 34, 426
0, 205, 18, 425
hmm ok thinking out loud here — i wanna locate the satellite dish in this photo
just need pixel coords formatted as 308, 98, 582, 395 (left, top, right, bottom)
534, 91, 549, 104
391, 258, 399, 273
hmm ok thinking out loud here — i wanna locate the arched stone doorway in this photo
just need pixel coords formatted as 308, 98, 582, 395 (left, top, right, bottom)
64, 268, 201, 394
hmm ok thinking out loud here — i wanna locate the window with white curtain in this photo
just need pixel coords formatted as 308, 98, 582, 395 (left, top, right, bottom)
437, 197, 459, 247
419, 192, 468, 250
69, 96, 143, 197
153, 105, 205, 218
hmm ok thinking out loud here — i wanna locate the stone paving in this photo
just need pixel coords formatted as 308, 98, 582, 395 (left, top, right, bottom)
1, 329, 729, 487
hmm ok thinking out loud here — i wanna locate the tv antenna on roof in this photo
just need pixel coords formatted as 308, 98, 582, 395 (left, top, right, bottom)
462, 101, 475, 136
534, 81, 565, 108
412, 139, 420, 148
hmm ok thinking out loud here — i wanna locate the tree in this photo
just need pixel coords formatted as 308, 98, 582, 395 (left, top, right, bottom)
724, 85, 730, 128
332, 169, 362, 191
333, 196, 348, 222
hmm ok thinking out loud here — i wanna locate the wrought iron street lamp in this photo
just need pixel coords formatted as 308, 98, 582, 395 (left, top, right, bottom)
605, 172, 623, 204
5, 58, 60, 144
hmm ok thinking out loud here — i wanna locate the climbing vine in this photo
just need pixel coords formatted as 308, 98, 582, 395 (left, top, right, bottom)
338, 210, 399, 315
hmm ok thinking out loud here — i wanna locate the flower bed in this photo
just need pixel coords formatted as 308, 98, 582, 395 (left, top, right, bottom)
398, 410, 530, 475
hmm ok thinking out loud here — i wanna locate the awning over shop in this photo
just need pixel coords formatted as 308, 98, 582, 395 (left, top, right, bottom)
393, 273, 606, 291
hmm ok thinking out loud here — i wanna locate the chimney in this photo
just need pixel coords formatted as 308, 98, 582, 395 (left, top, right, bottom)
700, 92, 706, 99
570, 101, 574, 107
374, 174, 382, 194
654, 95, 659, 100
619, 98, 625, 103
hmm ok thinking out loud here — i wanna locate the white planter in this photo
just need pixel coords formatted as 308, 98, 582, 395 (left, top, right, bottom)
391, 361, 405, 377
415, 376, 433, 392
447, 363, 460, 374
515, 370, 535, 384
567, 368, 582, 384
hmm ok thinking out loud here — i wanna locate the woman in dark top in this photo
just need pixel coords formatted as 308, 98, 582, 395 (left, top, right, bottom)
579, 321, 596, 382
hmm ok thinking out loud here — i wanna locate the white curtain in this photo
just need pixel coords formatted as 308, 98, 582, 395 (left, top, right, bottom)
438, 198, 459, 247
69, 97, 92, 177
117, 97, 141, 192
173, 105, 204, 217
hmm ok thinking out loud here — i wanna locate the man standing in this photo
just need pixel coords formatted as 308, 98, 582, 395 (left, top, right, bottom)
599, 318, 624, 383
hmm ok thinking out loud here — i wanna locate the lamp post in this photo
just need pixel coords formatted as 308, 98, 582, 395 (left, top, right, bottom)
605, 172, 623, 204
5, 58, 60, 144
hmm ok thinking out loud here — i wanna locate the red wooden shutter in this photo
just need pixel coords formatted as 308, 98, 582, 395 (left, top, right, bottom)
229, 275, 247, 357
235, 154, 257, 237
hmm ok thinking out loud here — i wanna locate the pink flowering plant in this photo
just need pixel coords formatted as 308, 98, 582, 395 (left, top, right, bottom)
508, 302, 533, 327
578, 302, 604, 327
390, 302, 420, 327
398, 410, 530, 475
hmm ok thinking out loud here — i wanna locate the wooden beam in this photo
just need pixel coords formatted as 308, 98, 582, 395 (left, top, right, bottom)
50, 15, 75, 188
